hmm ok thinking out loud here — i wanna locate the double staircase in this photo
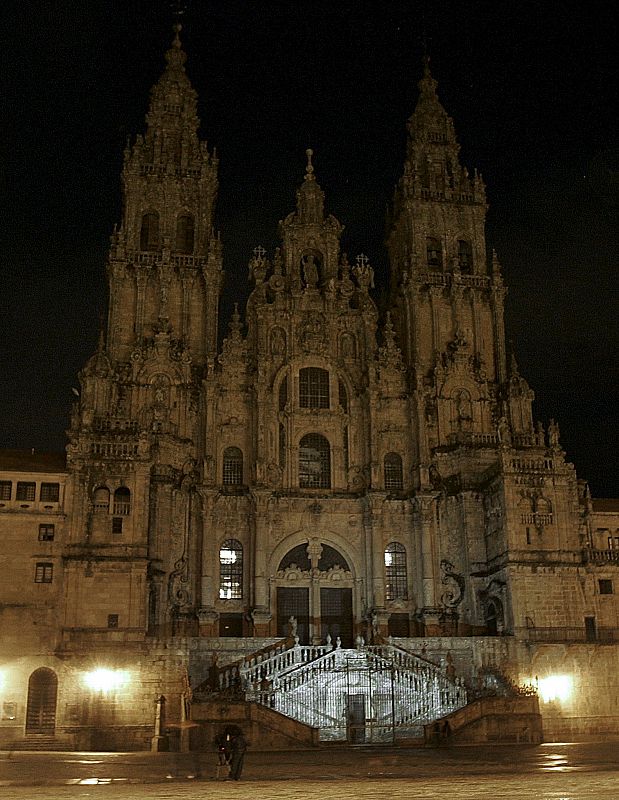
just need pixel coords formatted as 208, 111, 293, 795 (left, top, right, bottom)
233, 641, 467, 743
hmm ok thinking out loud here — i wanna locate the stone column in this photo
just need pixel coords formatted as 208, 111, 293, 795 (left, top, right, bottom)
251, 490, 272, 635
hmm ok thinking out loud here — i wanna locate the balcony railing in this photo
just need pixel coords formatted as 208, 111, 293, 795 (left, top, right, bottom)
584, 548, 619, 564
527, 626, 619, 644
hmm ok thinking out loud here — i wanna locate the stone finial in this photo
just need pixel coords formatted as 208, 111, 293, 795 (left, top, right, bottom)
305, 148, 315, 181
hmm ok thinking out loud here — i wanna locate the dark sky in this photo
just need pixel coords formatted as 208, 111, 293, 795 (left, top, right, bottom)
1, 1, 617, 496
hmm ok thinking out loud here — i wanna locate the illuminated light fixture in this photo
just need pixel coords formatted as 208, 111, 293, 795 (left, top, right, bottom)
538, 674, 572, 703
83, 668, 129, 692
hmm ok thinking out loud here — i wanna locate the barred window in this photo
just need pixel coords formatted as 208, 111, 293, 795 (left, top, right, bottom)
107, 614, 119, 628
112, 517, 123, 535
38, 524, 55, 542
40, 483, 60, 502
223, 447, 243, 486
34, 562, 53, 583
385, 542, 408, 600
0, 481, 11, 500
426, 237, 442, 270
384, 452, 403, 491
16, 482, 36, 502
113, 487, 131, 515
140, 212, 160, 251
299, 433, 331, 489
175, 214, 194, 254
220, 538, 243, 599
299, 367, 329, 409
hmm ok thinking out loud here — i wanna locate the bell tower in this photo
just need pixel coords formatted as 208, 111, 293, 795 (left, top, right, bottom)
387, 60, 509, 465
107, 24, 222, 364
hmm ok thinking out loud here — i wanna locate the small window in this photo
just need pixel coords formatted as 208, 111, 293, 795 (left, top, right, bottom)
16, 482, 36, 501
426, 237, 442, 270
40, 483, 60, 502
384, 453, 403, 491
38, 524, 55, 542
385, 542, 408, 601
299, 367, 330, 409
34, 562, 53, 583
607, 536, 619, 550
599, 579, 613, 595
107, 614, 119, 628
220, 539, 243, 599
223, 447, 243, 486
343, 426, 349, 474
140, 212, 159, 251
111, 517, 123, 535
0, 481, 12, 500
113, 487, 131, 515
457, 240, 473, 272
175, 214, 195, 254
219, 613, 243, 637
299, 433, 331, 489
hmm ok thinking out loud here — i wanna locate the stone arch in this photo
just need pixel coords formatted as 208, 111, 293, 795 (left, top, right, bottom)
26, 667, 58, 734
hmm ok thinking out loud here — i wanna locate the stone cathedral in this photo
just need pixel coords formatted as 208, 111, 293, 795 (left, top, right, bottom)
1, 28, 617, 750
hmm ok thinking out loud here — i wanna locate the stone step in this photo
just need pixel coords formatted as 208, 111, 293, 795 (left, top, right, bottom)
3, 736, 74, 752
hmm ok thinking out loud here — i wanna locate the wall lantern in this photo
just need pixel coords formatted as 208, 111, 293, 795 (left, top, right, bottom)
83, 668, 129, 693
537, 674, 573, 703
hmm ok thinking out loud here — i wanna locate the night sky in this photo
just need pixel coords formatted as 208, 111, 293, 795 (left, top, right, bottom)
1, 1, 617, 496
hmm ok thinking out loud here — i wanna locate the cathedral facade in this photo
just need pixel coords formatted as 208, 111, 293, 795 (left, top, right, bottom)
0, 28, 617, 750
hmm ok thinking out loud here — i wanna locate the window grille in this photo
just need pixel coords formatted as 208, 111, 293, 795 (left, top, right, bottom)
35, 562, 53, 583
223, 447, 243, 485
40, 483, 60, 502
107, 614, 119, 628
599, 579, 613, 595
0, 481, 11, 500
384, 542, 408, 600
299, 433, 331, 488
38, 524, 55, 542
219, 539, 243, 599
111, 517, 123, 535
299, 368, 329, 409
16, 482, 36, 501
384, 453, 403, 491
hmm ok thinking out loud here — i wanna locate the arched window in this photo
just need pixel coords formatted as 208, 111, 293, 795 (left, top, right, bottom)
299, 367, 329, 409
93, 486, 110, 514
223, 447, 243, 486
384, 453, 403, 491
299, 433, 331, 488
385, 542, 408, 600
113, 487, 131, 515
219, 538, 243, 599
458, 240, 473, 272
175, 214, 195, 254
140, 212, 160, 251
426, 237, 442, 270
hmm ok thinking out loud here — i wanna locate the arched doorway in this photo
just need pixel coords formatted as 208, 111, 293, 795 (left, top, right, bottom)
26, 668, 57, 734
275, 541, 354, 646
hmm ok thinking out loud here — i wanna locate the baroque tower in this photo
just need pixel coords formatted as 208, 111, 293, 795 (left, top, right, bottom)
64, 27, 221, 643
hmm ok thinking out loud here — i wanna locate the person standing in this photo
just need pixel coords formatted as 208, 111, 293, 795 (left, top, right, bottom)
229, 731, 247, 780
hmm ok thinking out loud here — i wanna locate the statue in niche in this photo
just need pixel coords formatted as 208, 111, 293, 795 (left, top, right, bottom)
548, 418, 561, 448
340, 333, 356, 359
288, 616, 298, 638
302, 253, 320, 288
498, 416, 512, 447
454, 389, 472, 431
270, 327, 286, 356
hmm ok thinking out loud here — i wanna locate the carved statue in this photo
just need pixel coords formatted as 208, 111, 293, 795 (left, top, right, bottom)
497, 416, 512, 447
287, 616, 298, 638
548, 418, 560, 448
302, 253, 319, 288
